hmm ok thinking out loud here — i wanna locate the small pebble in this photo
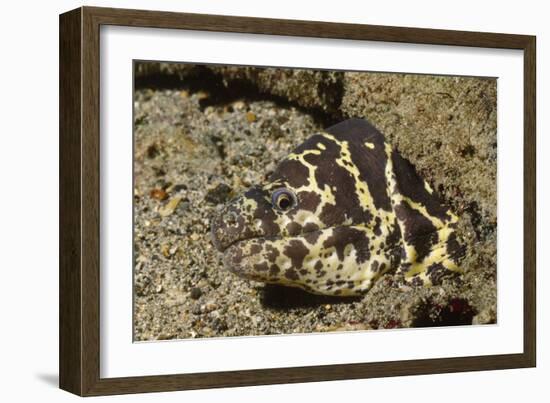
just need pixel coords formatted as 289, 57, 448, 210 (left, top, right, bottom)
146, 144, 159, 159
246, 112, 257, 123
172, 184, 188, 192
202, 301, 218, 313
205, 183, 232, 204
212, 318, 228, 331
159, 196, 182, 217
196, 91, 209, 100
232, 100, 246, 110
178, 201, 191, 212
190, 287, 202, 300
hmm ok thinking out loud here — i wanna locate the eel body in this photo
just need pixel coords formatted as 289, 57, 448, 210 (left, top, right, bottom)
211, 118, 465, 296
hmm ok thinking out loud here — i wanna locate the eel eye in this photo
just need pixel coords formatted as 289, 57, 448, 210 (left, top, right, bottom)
271, 188, 297, 211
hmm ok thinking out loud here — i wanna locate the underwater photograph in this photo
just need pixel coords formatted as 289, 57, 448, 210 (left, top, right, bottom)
132, 62, 497, 341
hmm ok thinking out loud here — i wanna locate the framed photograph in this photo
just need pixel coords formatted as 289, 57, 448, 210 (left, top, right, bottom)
59, 6, 536, 396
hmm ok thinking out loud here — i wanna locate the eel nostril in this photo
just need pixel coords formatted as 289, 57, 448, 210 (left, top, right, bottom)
225, 211, 238, 225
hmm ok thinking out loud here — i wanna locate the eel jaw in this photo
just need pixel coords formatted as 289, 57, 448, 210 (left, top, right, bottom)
222, 240, 267, 281
220, 234, 377, 297
215, 225, 389, 297
219, 233, 299, 285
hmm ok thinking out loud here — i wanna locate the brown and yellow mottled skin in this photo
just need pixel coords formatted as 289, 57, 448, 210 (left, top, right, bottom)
211, 118, 465, 296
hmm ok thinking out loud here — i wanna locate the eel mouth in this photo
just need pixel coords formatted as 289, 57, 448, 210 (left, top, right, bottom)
209, 223, 262, 253
211, 222, 357, 255
212, 228, 296, 279
214, 232, 282, 256
211, 223, 321, 255
220, 236, 288, 282
222, 241, 262, 280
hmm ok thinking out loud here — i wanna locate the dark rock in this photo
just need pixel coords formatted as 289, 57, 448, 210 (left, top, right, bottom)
412, 297, 476, 327
146, 144, 159, 159
211, 318, 228, 331
205, 183, 232, 205
172, 184, 188, 192
190, 287, 202, 300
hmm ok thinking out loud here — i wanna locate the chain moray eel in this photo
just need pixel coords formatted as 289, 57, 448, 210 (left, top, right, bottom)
211, 118, 465, 296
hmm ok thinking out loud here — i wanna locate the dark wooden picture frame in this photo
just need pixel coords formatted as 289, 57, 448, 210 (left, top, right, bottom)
59, 6, 536, 396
